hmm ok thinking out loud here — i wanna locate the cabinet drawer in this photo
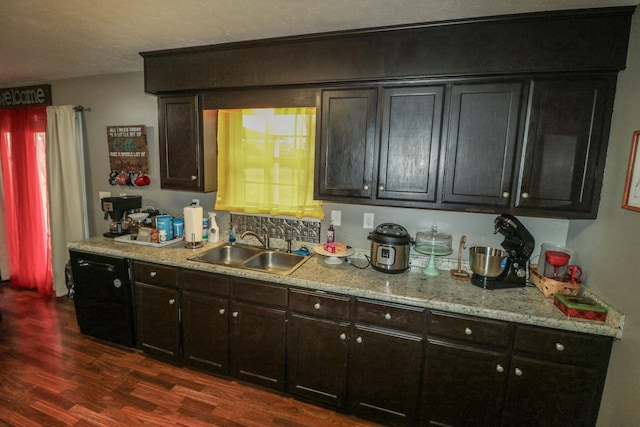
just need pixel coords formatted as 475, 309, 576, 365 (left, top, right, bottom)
355, 299, 426, 334
428, 311, 511, 348
289, 288, 351, 321
181, 269, 230, 296
233, 278, 287, 308
513, 325, 613, 368
133, 261, 178, 288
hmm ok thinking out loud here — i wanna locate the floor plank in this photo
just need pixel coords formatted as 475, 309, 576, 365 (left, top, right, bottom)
0, 284, 381, 426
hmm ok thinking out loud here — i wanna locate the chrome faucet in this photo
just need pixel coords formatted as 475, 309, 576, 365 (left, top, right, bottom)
241, 230, 270, 249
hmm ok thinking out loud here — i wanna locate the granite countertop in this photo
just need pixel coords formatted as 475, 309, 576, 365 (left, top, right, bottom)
68, 237, 625, 338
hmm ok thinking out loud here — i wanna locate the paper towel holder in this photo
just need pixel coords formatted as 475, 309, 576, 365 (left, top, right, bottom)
184, 234, 204, 249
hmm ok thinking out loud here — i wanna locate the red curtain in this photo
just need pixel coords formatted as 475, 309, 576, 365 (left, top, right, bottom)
0, 107, 53, 296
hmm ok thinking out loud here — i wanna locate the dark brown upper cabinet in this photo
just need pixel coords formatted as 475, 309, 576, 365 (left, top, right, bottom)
514, 75, 616, 218
378, 86, 444, 203
315, 85, 444, 205
158, 95, 217, 192
315, 88, 378, 200
441, 81, 524, 210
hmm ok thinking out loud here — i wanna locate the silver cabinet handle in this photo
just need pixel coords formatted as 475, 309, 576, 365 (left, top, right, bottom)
514, 368, 523, 376
218, 308, 226, 315
191, 175, 197, 181
496, 364, 504, 373
150, 271, 157, 277
502, 191, 510, 198
384, 313, 391, 320
379, 185, 384, 191
356, 336, 363, 344
232, 311, 239, 318
555, 342, 565, 352
521, 192, 529, 199
169, 299, 175, 305
464, 327, 473, 335
363, 184, 369, 190
339, 333, 347, 341
314, 302, 321, 310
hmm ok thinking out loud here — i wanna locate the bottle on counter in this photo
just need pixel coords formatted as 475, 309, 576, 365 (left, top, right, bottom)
208, 212, 220, 243
327, 221, 335, 243
229, 225, 236, 244
202, 217, 209, 240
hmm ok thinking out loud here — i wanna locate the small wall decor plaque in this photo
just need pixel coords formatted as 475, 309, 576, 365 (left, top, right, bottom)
107, 125, 149, 174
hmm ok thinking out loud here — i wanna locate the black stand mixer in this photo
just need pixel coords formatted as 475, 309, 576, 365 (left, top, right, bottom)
471, 214, 535, 290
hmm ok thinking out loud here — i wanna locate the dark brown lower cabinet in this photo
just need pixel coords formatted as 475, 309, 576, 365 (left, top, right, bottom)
349, 325, 424, 426
231, 279, 288, 391
287, 314, 350, 406
134, 282, 181, 360
421, 339, 508, 426
181, 291, 229, 374
501, 356, 602, 427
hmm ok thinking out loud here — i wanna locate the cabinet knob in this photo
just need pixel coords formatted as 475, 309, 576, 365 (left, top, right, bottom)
555, 342, 565, 352
514, 368, 523, 376
339, 333, 347, 341
191, 175, 197, 181
521, 192, 529, 199
384, 313, 392, 320
150, 271, 157, 277
464, 327, 473, 335
496, 364, 504, 373
356, 336, 363, 344
232, 311, 239, 318
169, 299, 175, 305
363, 184, 369, 190
314, 302, 321, 310
502, 191, 510, 198
218, 308, 226, 315
379, 185, 384, 191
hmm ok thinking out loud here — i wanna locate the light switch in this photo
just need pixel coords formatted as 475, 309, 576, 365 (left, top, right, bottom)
363, 213, 375, 229
331, 210, 342, 226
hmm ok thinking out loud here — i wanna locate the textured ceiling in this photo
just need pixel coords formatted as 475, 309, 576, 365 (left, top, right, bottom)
0, 0, 636, 86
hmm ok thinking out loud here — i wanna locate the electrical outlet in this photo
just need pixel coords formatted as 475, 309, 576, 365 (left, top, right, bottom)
99, 191, 111, 200
331, 210, 342, 226
119, 192, 127, 196
363, 213, 375, 229
191, 199, 200, 206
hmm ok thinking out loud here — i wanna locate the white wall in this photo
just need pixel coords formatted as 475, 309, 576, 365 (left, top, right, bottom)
566, 11, 640, 426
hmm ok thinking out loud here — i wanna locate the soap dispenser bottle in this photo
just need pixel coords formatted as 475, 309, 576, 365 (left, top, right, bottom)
208, 212, 220, 243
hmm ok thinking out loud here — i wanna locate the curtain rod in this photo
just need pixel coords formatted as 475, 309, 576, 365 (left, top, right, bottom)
74, 105, 91, 112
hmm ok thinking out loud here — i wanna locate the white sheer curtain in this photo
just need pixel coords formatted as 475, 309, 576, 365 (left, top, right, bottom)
46, 105, 88, 297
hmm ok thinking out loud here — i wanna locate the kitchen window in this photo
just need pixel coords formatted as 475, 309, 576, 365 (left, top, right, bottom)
215, 107, 323, 219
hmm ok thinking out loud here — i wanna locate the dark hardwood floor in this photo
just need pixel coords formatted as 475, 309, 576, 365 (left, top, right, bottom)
0, 283, 380, 426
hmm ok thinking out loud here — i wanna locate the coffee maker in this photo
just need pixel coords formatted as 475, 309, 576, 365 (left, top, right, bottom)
471, 214, 535, 290
101, 195, 142, 237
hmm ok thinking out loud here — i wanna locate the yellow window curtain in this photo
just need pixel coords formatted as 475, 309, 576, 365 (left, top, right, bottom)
216, 107, 323, 219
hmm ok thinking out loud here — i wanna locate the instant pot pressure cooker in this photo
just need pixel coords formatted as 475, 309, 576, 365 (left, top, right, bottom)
368, 223, 413, 273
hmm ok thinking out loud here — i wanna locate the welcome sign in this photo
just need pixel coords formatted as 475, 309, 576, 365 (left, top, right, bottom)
0, 84, 52, 108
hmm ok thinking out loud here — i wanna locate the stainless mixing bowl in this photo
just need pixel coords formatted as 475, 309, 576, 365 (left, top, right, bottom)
469, 246, 507, 278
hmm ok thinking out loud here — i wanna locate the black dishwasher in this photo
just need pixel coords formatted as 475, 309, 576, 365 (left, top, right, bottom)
69, 250, 136, 348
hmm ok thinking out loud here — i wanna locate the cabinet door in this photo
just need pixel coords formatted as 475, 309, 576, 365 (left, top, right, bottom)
421, 339, 507, 427
287, 314, 350, 407
230, 301, 287, 390
350, 325, 423, 426
516, 76, 615, 218
158, 95, 204, 191
502, 356, 603, 427
134, 282, 180, 361
182, 290, 229, 375
378, 86, 444, 203
442, 82, 523, 208
316, 88, 378, 199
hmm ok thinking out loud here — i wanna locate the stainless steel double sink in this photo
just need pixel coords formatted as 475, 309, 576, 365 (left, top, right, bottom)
189, 243, 311, 276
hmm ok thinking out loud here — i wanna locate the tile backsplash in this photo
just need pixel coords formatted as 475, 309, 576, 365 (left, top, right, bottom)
230, 214, 321, 244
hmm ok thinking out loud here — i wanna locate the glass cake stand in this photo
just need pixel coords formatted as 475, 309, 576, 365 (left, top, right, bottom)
414, 225, 453, 276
